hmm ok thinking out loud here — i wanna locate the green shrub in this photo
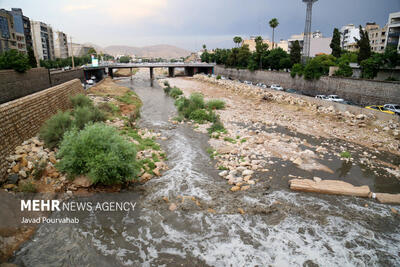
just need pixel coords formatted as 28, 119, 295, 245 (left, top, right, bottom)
189, 109, 209, 123
73, 106, 106, 129
39, 111, 73, 149
164, 86, 171, 94
216, 75, 221, 80
208, 121, 226, 134
98, 102, 120, 115
189, 93, 205, 109
206, 99, 225, 110
291, 63, 303, 78
169, 87, 183, 98
0, 49, 31, 73
223, 137, 236, 143
163, 81, 170, 87
70, 94, 93, 108
340, 151, 351, 158
57, 123, 140, 185
19, 181, 37, 193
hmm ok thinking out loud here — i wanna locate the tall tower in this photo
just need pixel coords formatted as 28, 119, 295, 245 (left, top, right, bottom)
302, 0, 318, 62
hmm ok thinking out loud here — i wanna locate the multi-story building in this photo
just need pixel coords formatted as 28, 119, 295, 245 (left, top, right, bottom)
54, 31, 69, 58
8, 8, 27, 54
385, 12, 400, 52
0, 9, 18, 53
340, 24, 361, 51
365, 22, 387, 53
10, 8, 32, 50
68, 43, 91, 57
287, 32, 331, 57
242, 36, 288, 52
31, 20, 55, 61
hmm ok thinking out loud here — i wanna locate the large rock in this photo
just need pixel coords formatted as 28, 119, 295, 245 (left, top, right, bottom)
289, 179, 370, 197
72, 176, 93, 188
217, 145, 235, 154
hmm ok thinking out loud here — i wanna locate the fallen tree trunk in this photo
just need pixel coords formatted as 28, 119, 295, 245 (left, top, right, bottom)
375, 193, 400, 204
289, 179, 370, 198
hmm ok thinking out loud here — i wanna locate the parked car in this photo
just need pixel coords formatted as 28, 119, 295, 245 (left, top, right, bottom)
365, 105, 395, 115
326, 95, 345, 103
244, 80, 253, 85
383, 104, 400, 115
270, 84, 283, 91
286, 88, 302, 95
87, 79, 94, 85
315, 95, 328, 100
91, 75, 96, 80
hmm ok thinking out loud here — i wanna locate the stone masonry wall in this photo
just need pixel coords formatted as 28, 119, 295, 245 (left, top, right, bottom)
0, 68, 51, 104
50, 69, 85, 86
215, 66, 400, 106
0, 79, 84, 182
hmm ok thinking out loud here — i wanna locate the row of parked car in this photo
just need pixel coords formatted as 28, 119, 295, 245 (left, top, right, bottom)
210, 75, 400, 116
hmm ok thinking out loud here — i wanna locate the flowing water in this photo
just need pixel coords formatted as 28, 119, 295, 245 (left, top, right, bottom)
11, 72, 400, 266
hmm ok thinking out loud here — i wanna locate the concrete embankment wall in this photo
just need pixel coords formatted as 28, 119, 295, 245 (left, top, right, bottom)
214, 66, 400, 106
0, 79, 84, 182
0, 68, 85, 104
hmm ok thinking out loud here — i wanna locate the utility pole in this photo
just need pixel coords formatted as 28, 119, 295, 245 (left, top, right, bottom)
70, 36, 75, 69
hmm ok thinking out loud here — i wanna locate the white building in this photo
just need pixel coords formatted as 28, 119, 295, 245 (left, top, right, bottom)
31, 20, 55, 60
340, 24, 361, 51
287, 32, 331, 57
385, 11, 400, 52
54, 31, 69, 59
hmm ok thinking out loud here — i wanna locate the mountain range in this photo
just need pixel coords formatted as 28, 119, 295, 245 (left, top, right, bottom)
85, 43, 192, 59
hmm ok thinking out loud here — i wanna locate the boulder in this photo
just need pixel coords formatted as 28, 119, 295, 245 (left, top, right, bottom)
230, 186, 240, 192
218, 170, 228, 177
242, 169, 254, 176
6, 174, 19, 184
72, 176, 93, 188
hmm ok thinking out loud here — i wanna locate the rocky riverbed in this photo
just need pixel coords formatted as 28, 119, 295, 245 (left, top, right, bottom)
159, 74, 400, 195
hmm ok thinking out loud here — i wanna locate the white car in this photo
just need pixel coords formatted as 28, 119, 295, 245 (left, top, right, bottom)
270, 84, 283, 91
315, 95, 328, 100
327, 95, 344, 103
384, 104, 400, 115
244, 80, 252, 85
87, 79, 94, 85
91, 75, 96, 80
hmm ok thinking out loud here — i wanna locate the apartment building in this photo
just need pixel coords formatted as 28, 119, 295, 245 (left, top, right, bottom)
54, 31, 69, 58
340, 24, 361, 52
8, 8, 27, 53
365, 22, 387, 53
0, 9, 18, 53
68, 43, 91, 57
385, 12, 400, 52
242, 37, 289, 52
31, 20, 55, 60
287, 32, 331, 56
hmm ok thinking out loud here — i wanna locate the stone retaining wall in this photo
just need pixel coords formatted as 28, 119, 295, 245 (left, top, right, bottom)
214, 66, 400, 106
0, 79, 84, 182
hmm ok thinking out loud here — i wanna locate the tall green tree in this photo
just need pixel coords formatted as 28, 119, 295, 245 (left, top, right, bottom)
254, 36, 269, 69
233, 36, 243, 47
269, 18, 279, 49
330, 28, 341, 58
27, 46, 37, 68
290, 40, 301, 65
355, 26, 371, 64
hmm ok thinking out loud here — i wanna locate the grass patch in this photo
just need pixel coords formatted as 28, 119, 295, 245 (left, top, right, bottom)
223, 137, 236, 144
169, 87, 183, 98
121, 127, 160, 151
206, 99, 225, 110
218, 165, 229, 170
19, 181, 37, 193
240, 138, 247, 143
340, 151, 351, 158
207, 121, 226, 134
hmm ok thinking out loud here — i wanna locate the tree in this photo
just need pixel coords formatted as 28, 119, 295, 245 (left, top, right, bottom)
27, 46, 37, 68
269, 18, 279, 49
236, 45, 251, 68
0, 49, 31, 72
290, 40, 301, 65
119, 56, 131, 63
87, 47, 97, 56
330, 28, 341, 58
254, 36, 269, 69
233, 36, 242, 47
360, 53, 382, 79
355, 25, 371, 64
266, 48, 288, 70
202, 44, 206, 50
303, 54, 337, 80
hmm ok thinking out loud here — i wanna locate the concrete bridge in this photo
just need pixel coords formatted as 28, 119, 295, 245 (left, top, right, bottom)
83, 63, 215, 85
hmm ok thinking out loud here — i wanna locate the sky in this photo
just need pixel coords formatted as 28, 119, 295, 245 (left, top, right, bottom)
1, 0, 399, 51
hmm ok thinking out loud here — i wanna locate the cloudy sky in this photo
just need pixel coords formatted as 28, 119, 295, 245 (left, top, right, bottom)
1, 0, 399, 51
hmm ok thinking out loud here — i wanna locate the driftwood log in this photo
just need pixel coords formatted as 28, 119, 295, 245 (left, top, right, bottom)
375, 193, 400, 204
289, 179, 371, 198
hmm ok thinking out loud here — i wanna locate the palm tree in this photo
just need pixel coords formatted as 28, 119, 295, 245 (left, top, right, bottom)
233, 36, 243, 47
269, 18, 279, 49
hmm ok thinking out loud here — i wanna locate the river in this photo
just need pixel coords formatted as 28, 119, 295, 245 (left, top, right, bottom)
11, 71, 400, 266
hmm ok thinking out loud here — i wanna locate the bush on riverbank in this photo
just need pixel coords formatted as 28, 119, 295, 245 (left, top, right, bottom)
70, 94, 93, 108
73, 106, 107, 129
39, 111, 73, 149
57, 123, 140, 184
206, 99, 225, 110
